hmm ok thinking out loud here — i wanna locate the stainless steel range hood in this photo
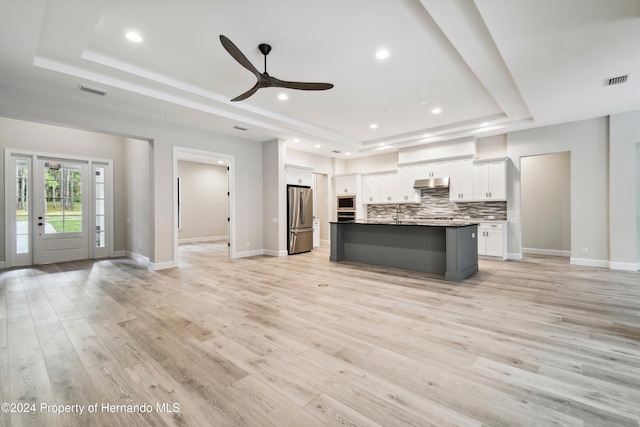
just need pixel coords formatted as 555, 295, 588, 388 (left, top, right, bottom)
413, 177, 450, 189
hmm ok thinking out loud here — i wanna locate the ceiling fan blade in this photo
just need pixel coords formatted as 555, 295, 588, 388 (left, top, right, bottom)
270, 77, 334, 91
219, 35, 260, 79
230, 82, 261, 102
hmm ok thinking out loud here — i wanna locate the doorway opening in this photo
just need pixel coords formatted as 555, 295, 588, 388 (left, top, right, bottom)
520, 152, 571, 258
173, 147, 234, 267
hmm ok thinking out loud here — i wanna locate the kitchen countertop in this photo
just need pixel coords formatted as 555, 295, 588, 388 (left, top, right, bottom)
332, 219, 479, 227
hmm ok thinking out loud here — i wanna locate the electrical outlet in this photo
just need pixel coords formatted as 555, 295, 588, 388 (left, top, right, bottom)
582, 248, 589, 255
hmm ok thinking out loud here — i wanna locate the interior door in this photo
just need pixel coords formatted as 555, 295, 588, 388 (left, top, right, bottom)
33, 159, 90, 264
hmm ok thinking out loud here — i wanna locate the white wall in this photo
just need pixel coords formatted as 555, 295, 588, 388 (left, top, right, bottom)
286, 148, 333, 175
263, 139, 287, 256
0, 85, 265, 268
637, 143, 640, 265
507, 117, 610, 265
609, 110, 640, 270
0, 117, 129, 262
177, 161, 228, 242
521, 152, 571, 256
476, 134, 507, 159
125, 138, 150, 258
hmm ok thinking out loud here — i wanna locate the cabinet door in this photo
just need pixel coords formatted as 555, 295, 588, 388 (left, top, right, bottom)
449, 159, 473, 201
413, 163, 430, 180
430, 161, 450, 178
362, 175, 376, 204
473, 163, 490, 200
396, 166, 419, 203
485, 230, 504, 257
335, 175, 357, 194
380, 173, 395, 203
287, 166, 312, 186
487, 161, 506, 200
299, 168, 313, 187
477, 232, 487, 255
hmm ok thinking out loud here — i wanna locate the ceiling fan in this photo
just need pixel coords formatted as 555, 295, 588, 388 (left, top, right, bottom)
219, 35, 334, 102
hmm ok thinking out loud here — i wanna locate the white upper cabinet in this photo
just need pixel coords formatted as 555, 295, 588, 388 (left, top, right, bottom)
362, 172, 398, 204
286, 165, 313, 186
414, 161, 450, 179
473, 159, 507, 201
449, 158, 474, 201
334, 173, 360, 194
396, 165, 421, 203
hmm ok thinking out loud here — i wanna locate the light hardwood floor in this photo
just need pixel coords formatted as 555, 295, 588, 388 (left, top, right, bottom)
1, 243, 640, 426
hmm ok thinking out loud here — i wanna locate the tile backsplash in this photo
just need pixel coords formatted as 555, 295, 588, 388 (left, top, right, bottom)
366, 188, 507, 220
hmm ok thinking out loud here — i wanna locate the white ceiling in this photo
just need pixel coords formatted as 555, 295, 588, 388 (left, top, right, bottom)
1, 0, 639, 158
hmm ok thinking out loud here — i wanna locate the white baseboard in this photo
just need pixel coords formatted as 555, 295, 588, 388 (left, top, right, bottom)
232, 249, 265, 258
570, 257, 610, 269
149, 260, 177, 270
609, 261, 639, 271
178, 236, 227, 244
320, 239, 330, 245
522, 248, 571, 257
0, 261, 6, 269
112, 250, 127, 257
507, 252, 523, 260
126, 251, 150, 267
263, 249, 288, 257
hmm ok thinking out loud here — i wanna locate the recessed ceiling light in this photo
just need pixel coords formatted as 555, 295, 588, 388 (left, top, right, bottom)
345, 152, 351, 156
278, 93, 288, 100
431, 107, 442, 114
293, 138, 300, 143
370, 123, 379, 129
376, 49, 390, 60
314, 144, 321, 148
218, 160, 224, 164
125, 31, 143, 43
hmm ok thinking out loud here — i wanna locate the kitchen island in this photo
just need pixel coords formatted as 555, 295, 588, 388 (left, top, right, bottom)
330, 221, 478, 281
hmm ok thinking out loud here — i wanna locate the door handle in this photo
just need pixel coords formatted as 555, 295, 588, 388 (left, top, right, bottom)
38, 222, 43, 226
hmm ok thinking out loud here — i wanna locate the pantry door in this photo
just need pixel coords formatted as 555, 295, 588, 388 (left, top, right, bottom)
33, 158, 90, 264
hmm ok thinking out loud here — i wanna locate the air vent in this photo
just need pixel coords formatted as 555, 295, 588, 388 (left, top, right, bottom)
79, 84, 107, 96
605, 74, 629, 86
332, 150, 341, 154
233, 125, 249, 131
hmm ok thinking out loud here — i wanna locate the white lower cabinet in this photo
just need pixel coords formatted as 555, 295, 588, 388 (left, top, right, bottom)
477, 222, 506, 260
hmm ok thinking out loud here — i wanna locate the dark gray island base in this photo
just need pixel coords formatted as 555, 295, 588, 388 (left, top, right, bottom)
330, 221, 478, 281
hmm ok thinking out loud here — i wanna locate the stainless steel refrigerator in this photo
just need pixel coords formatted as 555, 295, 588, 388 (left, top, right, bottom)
288, 185, 314, 255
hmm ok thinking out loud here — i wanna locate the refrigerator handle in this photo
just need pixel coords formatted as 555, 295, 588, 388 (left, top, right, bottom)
299, 190, 305, 225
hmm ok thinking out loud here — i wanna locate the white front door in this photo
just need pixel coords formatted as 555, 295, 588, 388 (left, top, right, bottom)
33, 158, 90, 264
6, 151, 114, 267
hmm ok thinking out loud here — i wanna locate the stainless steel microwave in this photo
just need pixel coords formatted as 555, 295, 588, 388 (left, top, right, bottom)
337, 195, 356, 211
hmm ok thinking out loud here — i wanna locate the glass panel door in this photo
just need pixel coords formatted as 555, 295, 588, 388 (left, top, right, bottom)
16, 159, 30, 254
34, 159, 89, 265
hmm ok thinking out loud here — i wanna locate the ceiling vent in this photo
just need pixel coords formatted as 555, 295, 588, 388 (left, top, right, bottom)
332, 150, 341, 154
78, 84, 107, 96
605, 74, 629, 86
233, 125, 249, 131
